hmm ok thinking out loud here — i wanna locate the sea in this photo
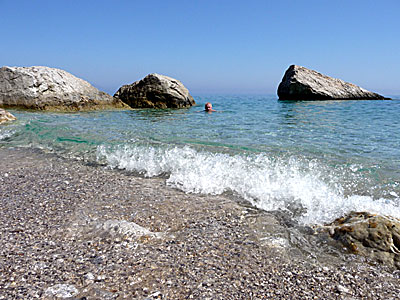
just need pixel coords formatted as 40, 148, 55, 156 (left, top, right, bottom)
1, 95, 400, 226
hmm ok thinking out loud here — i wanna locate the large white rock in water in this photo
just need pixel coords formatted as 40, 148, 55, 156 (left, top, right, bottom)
114, 73, 195, 108
278, 65, 389, 100
0, 108, 16, 124
0, 66, 127, 111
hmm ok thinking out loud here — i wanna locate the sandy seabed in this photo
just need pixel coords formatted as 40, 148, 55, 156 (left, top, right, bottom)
0, 147, 399, 299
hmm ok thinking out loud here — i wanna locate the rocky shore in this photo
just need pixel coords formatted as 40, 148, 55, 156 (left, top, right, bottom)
1, 148, 399, 299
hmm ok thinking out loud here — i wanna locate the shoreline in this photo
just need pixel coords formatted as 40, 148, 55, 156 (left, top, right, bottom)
0, 147, 399, 299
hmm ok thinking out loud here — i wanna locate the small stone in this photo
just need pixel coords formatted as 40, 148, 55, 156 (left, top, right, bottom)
336, 284, 350, 294
149, 291, 162, 298
84, 272, 95, 281
96, 275, 106, 282
44, 284, 79, 298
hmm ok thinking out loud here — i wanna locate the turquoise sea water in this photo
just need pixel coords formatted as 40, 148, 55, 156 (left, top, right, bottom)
1, 95, 400, 224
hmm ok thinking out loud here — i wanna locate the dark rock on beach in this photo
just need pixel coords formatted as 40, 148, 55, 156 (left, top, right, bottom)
0, 66, 128, 111
278, 65, 390, 100
114, 73, 195, 109
325, 212, 400, 269
0, 108, 16, 124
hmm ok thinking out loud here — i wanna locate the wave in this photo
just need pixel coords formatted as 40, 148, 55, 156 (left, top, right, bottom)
97, 144, 400, 225
0, 130, 14, 141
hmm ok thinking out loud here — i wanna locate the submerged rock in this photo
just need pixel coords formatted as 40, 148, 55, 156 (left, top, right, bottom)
0, 108, 16, 124
44, 284, 79, 298
325, 212, 400, 268
69, 218, 163, 243
0, 66, 128, 111
114, 73, 195, 108
97, 219, 162, 240
277, 65, 389, 100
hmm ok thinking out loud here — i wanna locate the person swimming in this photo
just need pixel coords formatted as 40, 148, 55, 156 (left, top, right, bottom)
204, 102, 216, 112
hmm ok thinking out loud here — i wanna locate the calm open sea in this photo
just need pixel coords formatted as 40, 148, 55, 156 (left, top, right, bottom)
1, 95, 400, 225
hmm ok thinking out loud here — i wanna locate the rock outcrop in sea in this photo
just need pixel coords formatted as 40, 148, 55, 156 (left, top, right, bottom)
326, 212, 400, 269
114, 73, 195, 109
0, 108, 16, 124
0, 66, 127, 111
277, 65, 389, 100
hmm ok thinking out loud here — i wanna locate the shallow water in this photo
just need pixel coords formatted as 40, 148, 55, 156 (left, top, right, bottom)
2, 95, 400, 224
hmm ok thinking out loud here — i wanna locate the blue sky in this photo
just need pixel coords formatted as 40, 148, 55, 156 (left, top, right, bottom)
1, 0, 399, 95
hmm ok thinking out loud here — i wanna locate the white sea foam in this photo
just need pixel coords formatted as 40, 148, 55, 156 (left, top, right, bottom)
97, 144, 400, 225
0, 130, 13, 140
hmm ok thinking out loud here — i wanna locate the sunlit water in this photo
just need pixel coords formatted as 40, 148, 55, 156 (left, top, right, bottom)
2, 95, 400, 225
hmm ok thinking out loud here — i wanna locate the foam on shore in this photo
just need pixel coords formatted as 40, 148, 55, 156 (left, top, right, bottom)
0, 130, 14, 140
97, 144, 400, 225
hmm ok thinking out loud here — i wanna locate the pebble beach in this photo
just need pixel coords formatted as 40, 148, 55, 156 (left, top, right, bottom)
1, 147, 399, 299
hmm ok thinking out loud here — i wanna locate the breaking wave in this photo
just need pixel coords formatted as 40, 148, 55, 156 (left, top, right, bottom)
97, 144, 400, 225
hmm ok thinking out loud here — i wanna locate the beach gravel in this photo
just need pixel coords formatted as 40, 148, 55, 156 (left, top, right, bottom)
0, 148, 399, 299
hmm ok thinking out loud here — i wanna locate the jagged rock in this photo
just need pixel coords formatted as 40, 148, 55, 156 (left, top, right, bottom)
325, 212, 400, 268
0, 108, 16, 124
114, 73, 195, 108
278, 65, 389, 100
0, 66, 128, 111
